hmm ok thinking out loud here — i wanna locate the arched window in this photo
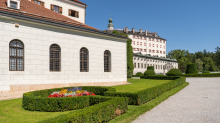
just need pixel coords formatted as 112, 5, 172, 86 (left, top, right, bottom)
50, 44, 61, 71
104, 50, 111, 72
80, 47, 89, 72
9, 40, 24, 71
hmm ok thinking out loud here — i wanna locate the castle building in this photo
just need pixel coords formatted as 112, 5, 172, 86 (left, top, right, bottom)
0, 0, 127, 97
107, 17, 178, 74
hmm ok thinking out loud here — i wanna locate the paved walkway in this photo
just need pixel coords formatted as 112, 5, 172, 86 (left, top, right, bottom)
133, 78, 220, 123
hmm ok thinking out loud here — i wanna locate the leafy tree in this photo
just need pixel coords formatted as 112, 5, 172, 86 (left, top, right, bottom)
195, 51, 204, 61
195, 59, 203, 72
203, 49, 207, 57
203, 57, 215, 71
178, 57, 191, 73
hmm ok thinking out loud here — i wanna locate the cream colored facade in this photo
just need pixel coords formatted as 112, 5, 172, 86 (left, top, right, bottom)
29, 0, 86, 24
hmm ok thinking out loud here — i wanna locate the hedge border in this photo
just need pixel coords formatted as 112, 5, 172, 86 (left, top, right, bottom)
183, 73, 220, 77
37, 96, 128, 123
104, 76, 186, 105
22, 86, 116, 112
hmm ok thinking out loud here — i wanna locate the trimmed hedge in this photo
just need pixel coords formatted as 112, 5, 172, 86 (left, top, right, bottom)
104, 77, 186, 105
37, 96, 128, 123
22, 86, 115, 112
183, 73, 220, 77
202, 71, 210, 74
144, 69, 156, 76
166, 68, 182, 76
186, 63, 198, 74
147, 66, 154, 71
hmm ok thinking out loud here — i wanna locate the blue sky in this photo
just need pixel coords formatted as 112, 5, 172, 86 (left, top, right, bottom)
82, 0, 220, 54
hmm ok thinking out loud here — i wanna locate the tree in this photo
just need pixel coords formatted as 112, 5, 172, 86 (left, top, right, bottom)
178, 57, 191, 73
203, 57, 215, 71
168, 49, 186, 60
203, 49, 207, 57
215, 46, 220, 53
195, 59, 203, 72
195, 51, 204, 61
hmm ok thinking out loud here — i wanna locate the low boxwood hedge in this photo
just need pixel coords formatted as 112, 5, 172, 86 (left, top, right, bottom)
22, 86, 115, 112
202, 71, 210, 74
183, 73, 220, 77
104, 77, 186, 105
37, 96, 128, 123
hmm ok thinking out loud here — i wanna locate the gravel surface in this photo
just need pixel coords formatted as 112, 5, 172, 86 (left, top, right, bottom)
132, 77, 220, 123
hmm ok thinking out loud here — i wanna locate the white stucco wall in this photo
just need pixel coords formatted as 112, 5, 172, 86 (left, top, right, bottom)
29, 0, 86, 24
128, 35, 166, 58
0, 18, 127, 91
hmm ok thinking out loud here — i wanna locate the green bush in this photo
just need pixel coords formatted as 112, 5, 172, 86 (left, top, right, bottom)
202, 71, 210, 74
22, 86, 115, 112
144, 69, 156, 76
38, 96, 128, 123
147, 66, 154, 71
186, 63, 198, 74
104, 77, 186, 105
166, 68, 182, 76
135, 72, 143, 77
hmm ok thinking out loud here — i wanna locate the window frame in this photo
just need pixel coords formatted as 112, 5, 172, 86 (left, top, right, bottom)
104, 50, 111, 72
80, 47, 89, 72
9, 39, 24, 71
49, 44, 61, 72
69, 9, 79, 18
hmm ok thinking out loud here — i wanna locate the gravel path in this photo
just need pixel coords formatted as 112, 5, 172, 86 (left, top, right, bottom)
132, 78, 220, 123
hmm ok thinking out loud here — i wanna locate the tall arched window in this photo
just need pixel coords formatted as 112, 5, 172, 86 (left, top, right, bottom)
80, 47, 89, 72
9, 40, 24, 71
50, 44, 61, 71
104, 50, 111, 72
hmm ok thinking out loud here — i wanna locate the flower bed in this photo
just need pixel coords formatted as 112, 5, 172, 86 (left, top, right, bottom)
22, 86, 114, 112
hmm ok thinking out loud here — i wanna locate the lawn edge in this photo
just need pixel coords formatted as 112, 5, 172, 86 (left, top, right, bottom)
109, 82, 189, 123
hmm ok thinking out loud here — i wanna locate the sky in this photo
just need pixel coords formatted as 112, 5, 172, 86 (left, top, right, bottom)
81, 0, 220, 54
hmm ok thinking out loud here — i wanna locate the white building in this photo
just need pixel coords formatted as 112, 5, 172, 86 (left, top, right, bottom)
0, 0, 127, 97
106, 18, 178, 74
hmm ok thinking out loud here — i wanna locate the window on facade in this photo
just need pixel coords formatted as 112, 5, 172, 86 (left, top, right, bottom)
153, 44, 154, 47
32, 0, 44, 6
144, 64, 146, 68
50, 44, 61, 71
10, 1, 17, 9
69, 9, 79, 18
137, 41, 139, 45
9, 40, 24, 71
141, 63, 143, 68
51, 4, 62, 14
153, 50, 155, 53
163, 41, 165, 43
80, 47, 89, 72
164, 46, 165, 49
133, 41, 135, 45
137, 48, 139, 51
144, 49, 146, 52
140, 48, 142, 52
134, 63, 136, 68
149, 43, 151, 47
149, 49, 151, 52
156, 50, 159, 53
144, 43, 146, 46
140, 42, 142, 46
138, 63, 140, 68
104, 50, 111, 72
160, 51, 162, 54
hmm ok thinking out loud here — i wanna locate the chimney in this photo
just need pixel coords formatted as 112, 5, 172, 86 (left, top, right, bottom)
145, 30, 148, 36
132, 27, 134, 33
154, 32, 157, 37
140, 28, 142, 34
125, 27, 128, 33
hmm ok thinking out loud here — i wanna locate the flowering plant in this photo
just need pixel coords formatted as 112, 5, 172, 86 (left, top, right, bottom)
48, 87, 95, 98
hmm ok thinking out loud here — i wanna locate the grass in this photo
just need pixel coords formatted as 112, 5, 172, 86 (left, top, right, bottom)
0, 79, 187, 123
109, 82, 189, 123
113, 79, 171, 93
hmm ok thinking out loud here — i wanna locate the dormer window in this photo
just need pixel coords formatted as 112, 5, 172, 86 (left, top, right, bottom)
10, 1, 17, 8
51, 4, 62, 14
31, 0, 44, 7
69, 9, 79, 18
8, 0, 20, 9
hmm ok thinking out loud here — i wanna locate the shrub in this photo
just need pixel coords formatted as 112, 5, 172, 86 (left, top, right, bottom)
186, 63, 198, 74
104, 77, 186, 105
38, 96, 128, 123
147, 66, 154, 71
144, 69, 156, 76
202, 71, 210, 74
22, 86, 115, 112
135, 72, 143, 77
166, 68, 182, 76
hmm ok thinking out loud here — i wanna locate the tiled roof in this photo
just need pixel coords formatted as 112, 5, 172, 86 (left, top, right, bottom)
0, 0, 96, 30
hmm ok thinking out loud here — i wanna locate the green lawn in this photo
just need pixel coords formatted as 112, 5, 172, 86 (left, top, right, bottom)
0, 79, 184, 123
112, 79, 172, 93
